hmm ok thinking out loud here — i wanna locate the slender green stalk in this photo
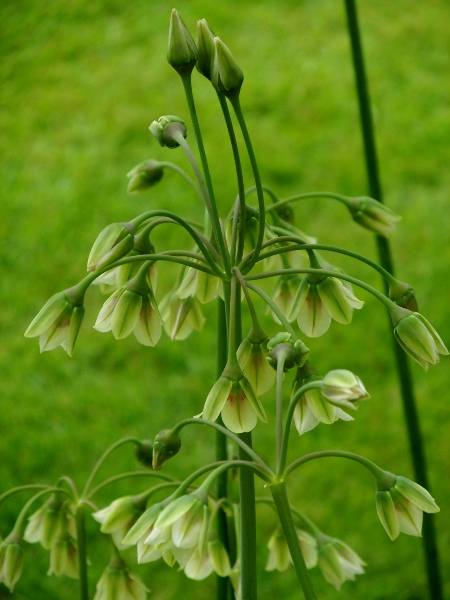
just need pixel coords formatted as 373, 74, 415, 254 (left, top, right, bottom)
0, 484, 54, 506
232, 268, 265, 338
243, 281, 298, 339
270, 482, 318, 599
229, 94, 265, 274
284, 449, 386, 481
343, 2, 442, 597
264, 191, 349, 214
159, 161, 201, 197
216, 298, 230, 600
75, 504, 89, 600
86, 471, 173, 500
180, 73, 231, 276
11, 488, 71, 535
275, 353, 288, 474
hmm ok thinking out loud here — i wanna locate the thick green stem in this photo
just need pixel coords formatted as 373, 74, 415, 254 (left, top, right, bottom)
343, 2, 442, 597
75, 504, 89, 600
270, 482, 318, 599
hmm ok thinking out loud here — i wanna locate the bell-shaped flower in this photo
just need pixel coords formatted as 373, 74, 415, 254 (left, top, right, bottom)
346, 196, 401, 237
321, 369, 369, 411
237, 331, 275, 396
292, 366, 354, 435
317, 538, 365, 590
376, 475, 439, 541
184, 547, 214, 581
87, 222, 135, 272
176, 263, 220, 305
207, 539, 232, 578
202, 365, 267, 433
93, 494, 146, 549
160, 292, 205, 341
265, 528, 317, 573
94, 559, 148, 600
167, 9, 197, 71
47, 533, 78, 579
211, 37, 244, 95
127, 159, 164, 193
24, 495, 65, 550
0, 534, 23, 592
122, 503, 163, 554
94, 276, 162, 347
271, 275, 302, 324
290, 276, 364, 338
25, 288, 85, 356
392, 308, 448, 370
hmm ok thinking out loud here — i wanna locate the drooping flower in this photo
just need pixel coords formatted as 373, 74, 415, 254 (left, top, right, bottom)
127, 160, 164, 193
376, 475, 439, 540
0, 534, 23, 592
345, 196, 401, 237
47, 534, 79, 579
391, 308, 448, 370
24, 495, 66, 549
270, 275, 303, 324
317, 537, 365, 590
159, 292, 205, 341
237, 332, 275, 396
93, 559, 149, 600
24, 289, 85, 356
87, 222, 135, 272
321, 369, 369, 411
176, 263, 220, 304
93, 495, 146, 549
265, 528, 317, 572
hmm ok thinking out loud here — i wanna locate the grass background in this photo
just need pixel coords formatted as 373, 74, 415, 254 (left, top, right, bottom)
1, 0, 449, 598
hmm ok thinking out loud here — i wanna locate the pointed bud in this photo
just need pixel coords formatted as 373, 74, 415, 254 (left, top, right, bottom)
196, 19, 215, 80
346, 196, 401, 237
211, 37, 244, 96
392, 308, 448, 370
152, 429, 182, 470
321, 369, 369, 410
127, 160, 164, 193
87, 222, 135, 272
167, 9, 197, 73
388, 280, 419, 312
149, 115, 187, 149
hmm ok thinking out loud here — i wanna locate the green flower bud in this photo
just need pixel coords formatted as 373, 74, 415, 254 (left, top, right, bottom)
152, 429, 182, 470
346, 196, 401, 237
48, 534, 79, 579
376, 474, 439, 540
134, 440, 154, 469
127, 160, 164, 193
211, 37, 244, 96
0, 534, 23, 592
388, 279, 419, 312
167, 9, 197, 72
149, 115, 187, 148
87, 222, 135, 273
25, 287, 85, 356
202, 367, 267, 434
196, 19, 215, 80
317, 537, 365, 590
266, 332, 309, 371
159, 293, 205, 341
321, 369, 369, 410
391, 308, 448, 370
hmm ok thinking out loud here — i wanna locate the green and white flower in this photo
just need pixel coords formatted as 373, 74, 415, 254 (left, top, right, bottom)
317, 538, 365, 590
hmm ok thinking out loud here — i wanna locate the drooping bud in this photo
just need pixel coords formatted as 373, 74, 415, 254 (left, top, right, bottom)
134, 440, 154, 469
127, 160, 164, 193
317, 537, 365, 590
237, 331, 275, 395
167, 9, 197, 73
321, 369, 369, 410
345, 196, 401, 237
211, 37, 244, 96
0, 534, 23, 591
388, 279, 419, 312
266, 332, 309, 371
152, 429, 182, 470
149, 115, 187, 149
87, 222, 135, 272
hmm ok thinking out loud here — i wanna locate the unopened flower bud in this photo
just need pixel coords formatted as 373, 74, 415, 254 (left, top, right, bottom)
87, 222, 135, 272
127, 160, 164, 193
196, 19, 215, 80
388, 280, 419, 312
321, 369, 369, 410
237, 331, 275, 395
346, 196, 401, 237
167, 9, 197, 72
149, 115, 187, 149
266, 332, 309, 371
0, 534, 23, 591
391, 308, 448, 370
152, 429, 182, 470
211, 37, 244, 96
134, 440, 154, 469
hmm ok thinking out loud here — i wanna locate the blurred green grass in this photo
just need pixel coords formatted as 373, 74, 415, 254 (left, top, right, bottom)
1, 0, 449, 598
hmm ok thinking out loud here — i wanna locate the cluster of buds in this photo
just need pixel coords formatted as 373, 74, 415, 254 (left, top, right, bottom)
93, 558, 148, 600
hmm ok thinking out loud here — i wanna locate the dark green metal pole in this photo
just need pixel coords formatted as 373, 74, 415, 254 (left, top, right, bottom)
343, 2, 442, 598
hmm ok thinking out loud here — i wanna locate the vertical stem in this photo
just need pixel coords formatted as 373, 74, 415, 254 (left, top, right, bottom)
216, 298, 231, 600
343, 2, 442, 598
75, 504, 89, 600
275, 355, 287, 473
270, 482, 318, 599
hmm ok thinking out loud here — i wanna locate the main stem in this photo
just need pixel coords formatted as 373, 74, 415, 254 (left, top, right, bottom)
343, 2, 442, 597
75, 504, 89, 600
270, 482, 318, 599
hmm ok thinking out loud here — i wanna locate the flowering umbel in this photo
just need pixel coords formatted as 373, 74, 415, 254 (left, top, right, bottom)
376, 474, 439, 540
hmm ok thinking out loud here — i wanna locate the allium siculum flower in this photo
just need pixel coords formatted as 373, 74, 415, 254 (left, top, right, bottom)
211, 37, 244, 95
149, 115, 187, 149
265, 528, 317, 573
237, 330, 275, 396
0, 534, 23, 592
176, 263, 220, 304
167, 9, 198, 71
320, 369, 369, 411
196, 19, 215, 80
87, 222, 135, 272
24, 287, 85, 356
317, 537, 365, 590
292, 365, 354, 436
345, 196, 401, 237
159, 292, 205, 341
47, 534, 79, 578
202, 364, 267, 433
94, 273, 162, 347
24, 495, 68, 549
93, 495, 146, 549
93, 559, 149, 600
271, 275, 303, 324
376, 474, 439, 540
391, 307, 448, 370
290, 275, 363, 338
127, 159, 164, 193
